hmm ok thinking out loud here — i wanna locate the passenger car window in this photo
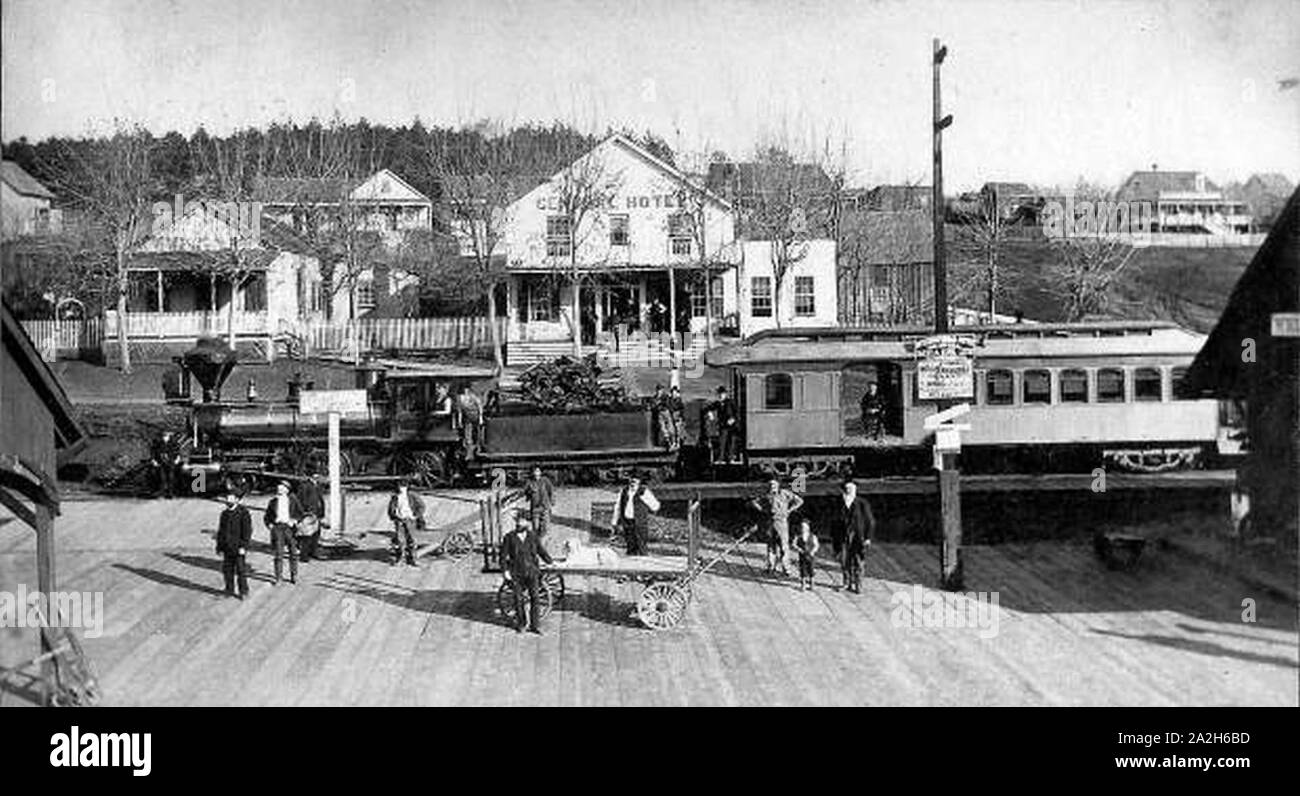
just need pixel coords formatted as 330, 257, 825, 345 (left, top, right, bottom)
1060, 369, 1088, 403
1097, 368, 1126, 402
1023, 369, 1052, 404
986, 369, 1014, 405
1134, 367, 1163, 401
764, 373, 793, 410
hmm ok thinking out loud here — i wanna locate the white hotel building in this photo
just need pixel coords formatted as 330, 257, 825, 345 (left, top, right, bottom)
485, 135, 837, 365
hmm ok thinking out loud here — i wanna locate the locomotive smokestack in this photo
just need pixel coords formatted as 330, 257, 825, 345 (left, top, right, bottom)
182, 336, 239, 403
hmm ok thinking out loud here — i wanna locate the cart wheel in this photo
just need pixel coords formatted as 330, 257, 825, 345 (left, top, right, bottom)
445, 531, 475, 558
636, 581, 689, 630
495, 578, 554, 624
542, 572, 565, 602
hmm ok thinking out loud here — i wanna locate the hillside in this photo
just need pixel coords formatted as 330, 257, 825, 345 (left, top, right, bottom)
972, 236, 1256, 332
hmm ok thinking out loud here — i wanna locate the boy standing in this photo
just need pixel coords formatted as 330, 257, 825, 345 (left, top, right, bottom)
792, 519, 820, 591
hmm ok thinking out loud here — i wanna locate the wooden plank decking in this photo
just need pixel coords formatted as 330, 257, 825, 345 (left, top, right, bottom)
1, 490, 1294, 706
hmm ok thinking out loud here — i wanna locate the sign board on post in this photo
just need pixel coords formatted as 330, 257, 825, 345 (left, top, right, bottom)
915, 335, 976, 401
1271, 312, 1300, 338
298, 390, 368, 536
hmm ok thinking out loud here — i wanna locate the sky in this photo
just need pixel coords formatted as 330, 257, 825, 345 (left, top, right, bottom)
3, 0, 1298, 192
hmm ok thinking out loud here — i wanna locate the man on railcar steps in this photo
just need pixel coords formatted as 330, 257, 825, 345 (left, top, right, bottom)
612, 474, 661, 556
387, 481, 425, 566
832, 481, 874, 593
860, 382, 886, 441
716, 386, 740, 463
216, 492, 252, 599
263, 481, 304, 584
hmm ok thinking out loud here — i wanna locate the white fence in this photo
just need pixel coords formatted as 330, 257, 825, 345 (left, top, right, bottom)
104, 310, 270, 338
20, 318, 104, 360
295, 316, 505, 356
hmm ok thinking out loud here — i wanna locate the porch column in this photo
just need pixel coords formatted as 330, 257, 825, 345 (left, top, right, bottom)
156, 270, 164, 313
667, 263, 677, 363
571, 276, 581, 355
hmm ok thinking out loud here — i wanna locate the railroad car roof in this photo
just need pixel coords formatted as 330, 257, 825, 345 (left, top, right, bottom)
704, 321, 1206, 366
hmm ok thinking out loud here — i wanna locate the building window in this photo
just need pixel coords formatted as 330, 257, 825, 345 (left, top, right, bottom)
668, 213, 692, 256
527, 281, 558, 322
764, 373, 793, 410
1023, 369, 1051, 404
1171, 366, 1189, 399
546, 215, 572, 258
710, 276, 725, 319
690, 283, 707, 318
241, 273, 267, 312
794, 276, 815, 317
1134, 367, 1163, 401
871, 265, 890, 288
1097, 368, 1126, 402
750, 277, 772, 318
355, 281, 376, 310
610, 214, 629, 247
1060, 369, 1089, 403
986, 369, 1014, 405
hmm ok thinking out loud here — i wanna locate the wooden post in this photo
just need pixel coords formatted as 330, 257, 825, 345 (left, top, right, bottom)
932, 38, 963, 591
34, 502, 55, 705
328, 412, 342, 536
668, 262, 678, 368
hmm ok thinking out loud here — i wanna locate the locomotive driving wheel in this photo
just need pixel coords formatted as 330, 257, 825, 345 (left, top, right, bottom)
390, 450, 450, 488
636, 581, 689, 630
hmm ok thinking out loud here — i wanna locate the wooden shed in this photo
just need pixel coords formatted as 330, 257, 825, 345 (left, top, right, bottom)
1180, 187, 1298, 540
1, 297, 90, 703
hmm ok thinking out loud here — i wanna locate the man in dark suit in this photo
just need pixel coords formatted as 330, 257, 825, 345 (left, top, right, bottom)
716, 386, 740, 463
216, 492, 253, 599
295, 475, 326, 562
831, 480, 875, 593
522, 466, 555, 538
499, 518, 554, 634
263, 481, 304, 584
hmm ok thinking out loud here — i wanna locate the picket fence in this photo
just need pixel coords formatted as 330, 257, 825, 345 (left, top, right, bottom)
294, 316, 505, 356
20, 318, 104, 361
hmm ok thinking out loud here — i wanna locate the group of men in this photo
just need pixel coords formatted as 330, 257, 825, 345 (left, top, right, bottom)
701, 385, 741, 464
214, 476, 327, 599
650, 384, 687, 451
750, 478, 875, 593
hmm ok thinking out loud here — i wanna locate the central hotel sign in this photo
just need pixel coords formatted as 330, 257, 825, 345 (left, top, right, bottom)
535, 193, 685, 212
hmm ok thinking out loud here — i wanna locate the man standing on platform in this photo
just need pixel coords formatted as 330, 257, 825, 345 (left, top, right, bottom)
386, 481, 425, 566
500, 518, 553, 634
860, 382, 886, 441
216, 491, 252, 599
750, 477, 804, 577
612, 474, 660, 556
295, 474, 326, 562
716, 386, 740, 463
831, 480, 875, 593
522, 466, 555, 539
263, 481, 304, 585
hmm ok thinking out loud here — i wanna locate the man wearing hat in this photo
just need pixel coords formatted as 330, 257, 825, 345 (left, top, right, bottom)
500, 517, 553, 634
216, 491, 253, 599
263, 481, 304, 584
612, 473, 660, 556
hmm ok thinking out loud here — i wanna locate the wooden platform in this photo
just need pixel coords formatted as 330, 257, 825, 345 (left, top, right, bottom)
1, 489, 1294, 706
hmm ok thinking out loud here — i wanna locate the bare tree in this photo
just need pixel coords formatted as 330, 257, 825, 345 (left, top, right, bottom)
42, 125, 160, 372
950, 202, 1021, 321
424, 133, 545, 371
1044, 180, 1137, 321
735, 143, 842, 328
547, 141, 621, 356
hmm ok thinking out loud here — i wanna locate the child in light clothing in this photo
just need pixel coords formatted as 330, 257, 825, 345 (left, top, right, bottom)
792, 519, 820, 591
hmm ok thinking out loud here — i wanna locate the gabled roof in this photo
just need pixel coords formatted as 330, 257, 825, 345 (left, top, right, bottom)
1, 299, 85, 460
130, 204, 318, 264
1, 160, 56, 200
255, 169, 431, 206
840, 210, 933, 265
981, 182, 1035, 196
1117, 170, 1219, 200
705, 160, 834, 202
603, 134, 731, 209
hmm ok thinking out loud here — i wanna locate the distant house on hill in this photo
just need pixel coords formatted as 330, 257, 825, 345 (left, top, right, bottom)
844, 184, 932, 213
1116, 168, 1252, 235
979, 181, 1040, 223
1, 160, 61, 240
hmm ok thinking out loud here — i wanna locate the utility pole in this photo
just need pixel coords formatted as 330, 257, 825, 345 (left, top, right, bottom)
932, 38, 964, 591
